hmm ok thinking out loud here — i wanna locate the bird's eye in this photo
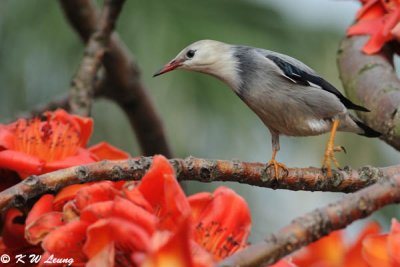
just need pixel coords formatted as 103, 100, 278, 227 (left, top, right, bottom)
186, 50, 196, 59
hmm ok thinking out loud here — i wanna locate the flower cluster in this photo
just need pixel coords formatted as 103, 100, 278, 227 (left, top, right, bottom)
363, 219, 400, 266
292, 220, 400, 267
0, 109, 129, 180
348, 0, 400, 54
0, 110, 257, 266
23, 155, 251, 266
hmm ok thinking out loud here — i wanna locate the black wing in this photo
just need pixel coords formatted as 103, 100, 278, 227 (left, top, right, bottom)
266, 54, 369, 112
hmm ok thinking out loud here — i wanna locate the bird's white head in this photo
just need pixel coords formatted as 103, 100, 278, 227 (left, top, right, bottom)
154, 40, 240, 87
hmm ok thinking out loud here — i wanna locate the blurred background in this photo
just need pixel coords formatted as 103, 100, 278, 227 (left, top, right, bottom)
0, 0, 399, 242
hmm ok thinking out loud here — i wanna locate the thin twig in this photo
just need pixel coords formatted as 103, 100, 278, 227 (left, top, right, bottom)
60, 0, 172, 157
218, 174, 400, 267
338, 36, 400, 151
68, 0, 126, 116
0, 156, 398, 215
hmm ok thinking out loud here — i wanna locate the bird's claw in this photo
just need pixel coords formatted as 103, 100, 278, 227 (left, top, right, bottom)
322, 144, 346, 177
333, 145, 346, 154
267, 159, 288, 179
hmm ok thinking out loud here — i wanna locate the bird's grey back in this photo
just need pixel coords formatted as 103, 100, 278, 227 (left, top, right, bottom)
230, 45, 349, 136
232, 45, 317, 93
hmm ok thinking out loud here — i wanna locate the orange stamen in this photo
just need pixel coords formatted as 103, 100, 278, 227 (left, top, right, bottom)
11, 117, 81, 162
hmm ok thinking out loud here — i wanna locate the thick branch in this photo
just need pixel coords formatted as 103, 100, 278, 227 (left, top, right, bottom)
68, 0, 125, 116
0, 157, 398, 214
338, 36, 400, 150
60, 0, 172, 157
218, 174, 400, 267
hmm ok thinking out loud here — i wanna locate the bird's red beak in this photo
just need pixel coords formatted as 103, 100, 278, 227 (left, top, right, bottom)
153, 60, 182, 77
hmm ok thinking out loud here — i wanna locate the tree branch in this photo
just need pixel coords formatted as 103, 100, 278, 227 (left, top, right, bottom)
59, 0, 172, 157
0, 156, 398, 214
338, 36, 400, 151
68, 0, 125, 116
218, 173, 400, 267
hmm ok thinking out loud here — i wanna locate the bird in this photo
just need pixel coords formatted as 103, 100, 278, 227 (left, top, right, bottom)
153, 40, 381, 177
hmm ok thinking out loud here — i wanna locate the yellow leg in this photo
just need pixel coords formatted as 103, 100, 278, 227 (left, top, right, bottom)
267, 148, 288, 178
322, 119, 345, 177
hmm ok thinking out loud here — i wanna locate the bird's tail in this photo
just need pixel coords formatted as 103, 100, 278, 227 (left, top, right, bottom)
353, 117, 381, 138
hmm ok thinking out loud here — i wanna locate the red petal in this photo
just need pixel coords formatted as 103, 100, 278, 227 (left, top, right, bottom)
111, 196, 156, 235
348, 7, 400, 55
123, 183, 154, 213
356, 0, 385, 20
363, 29, 392, 54
25, 212, 64, 245
347, 17, 385, 35
391, 21, 400, 38
347, 16, 393, 54
83, 218, 151, 260
38, 252, 53, 267
138, 155, 190, 231
112, 181, 126, 190
43, 148, 96, 173
0, 124, 15, 149
53, 184, 89, 211
86, 242, 114, 267
75, 181, 121, 211
42, 220, 89, 263
271, 259, 297, 267
382, 0, 400, 11
2, 209, 29, 248
362, 233, 392, 267
188, 192, 213, 223
71, 115, 93, 148
190, 241, 215, 267
26, 194, 55, 226
388, 219, 400, 265
88, 142, 130, 160
47, 109, 93, 148
80, 201, 113, 223
293, 230, 345, 267
344, 222, 381, 267
80, 196, 157, 235
142, 217, 194, 267
0, 210, 43, 266
0, 150, 43, 175
62, 201, 80, 223
382, 9, 400, 35
188, 187, 251, 260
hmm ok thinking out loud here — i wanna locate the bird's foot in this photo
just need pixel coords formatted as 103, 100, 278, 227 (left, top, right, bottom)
267, 159, 288, 179
322, 145, 346, 177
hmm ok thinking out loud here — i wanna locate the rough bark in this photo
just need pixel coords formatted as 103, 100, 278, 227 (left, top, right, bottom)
338, 36, 400, 150
0, 156, 398, 214
68, 0, 125, 116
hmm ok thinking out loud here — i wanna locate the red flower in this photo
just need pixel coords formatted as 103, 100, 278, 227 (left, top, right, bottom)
292, 222, 380, 267
188, 187, 251, 261
0, 209, 43, 267
272, 259, 297, 267
347, 0, 400, 54
362, 218, 400, 266
24, 155, 252, 266
0, 109, 131, 265
0, 109, 129, 179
